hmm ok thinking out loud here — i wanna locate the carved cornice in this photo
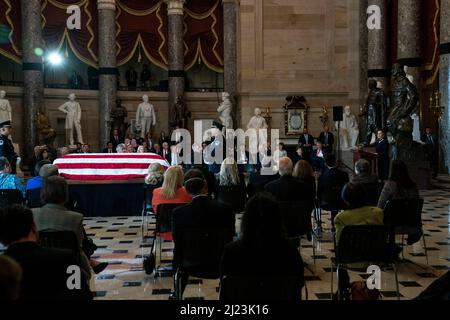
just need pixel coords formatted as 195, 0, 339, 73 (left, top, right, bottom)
97, 0, 116, 11
165, 0, 185, 15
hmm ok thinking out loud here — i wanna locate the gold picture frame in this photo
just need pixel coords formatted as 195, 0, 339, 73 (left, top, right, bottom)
284, 96, 309, 136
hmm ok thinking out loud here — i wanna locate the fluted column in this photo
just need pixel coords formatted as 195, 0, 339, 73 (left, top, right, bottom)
223, 0, 239, 127
21, 0, 44, 164
166, 0, 185, 131
367, 0, 388, 89
441, 0, 450, 172
397, 0, 422, 88
97, 0, 117, 149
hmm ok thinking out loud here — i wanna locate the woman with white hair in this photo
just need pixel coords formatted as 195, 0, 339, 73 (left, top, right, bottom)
215, 157, 247, 213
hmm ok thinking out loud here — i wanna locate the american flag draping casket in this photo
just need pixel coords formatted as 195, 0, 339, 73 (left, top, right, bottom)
53, 154, 170, 181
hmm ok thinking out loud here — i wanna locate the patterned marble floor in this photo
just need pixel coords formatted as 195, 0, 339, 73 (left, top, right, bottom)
86, 178, 450, 300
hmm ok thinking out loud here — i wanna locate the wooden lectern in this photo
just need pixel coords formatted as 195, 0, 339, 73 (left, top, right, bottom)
353, 148, 379, 176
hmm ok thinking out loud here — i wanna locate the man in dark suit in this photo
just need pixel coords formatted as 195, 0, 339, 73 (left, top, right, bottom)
317, 154, 349, 224
374, 129, 390, 181
421, 127, 438, 178
318, 126, 334, 154
172, 169, 235, 298
298, 128, 314, 163
311, 141, 328, 171
159, 141, 172, 164
110, 128, 123, 148
102, 141, 115, 154
0, 205, 92, 300
264, 157, 314, 209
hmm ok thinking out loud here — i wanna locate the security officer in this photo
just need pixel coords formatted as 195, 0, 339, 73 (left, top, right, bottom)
0, 120, 18, 174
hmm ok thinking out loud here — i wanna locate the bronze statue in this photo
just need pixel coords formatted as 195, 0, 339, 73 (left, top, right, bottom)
35, 111, 56, 146
110, 98, 128, 138
388, 63, 419, 144
171, 95, 191, 129
361, 78, 387, 145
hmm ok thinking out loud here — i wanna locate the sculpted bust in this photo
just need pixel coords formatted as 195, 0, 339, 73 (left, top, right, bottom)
336, 106, 359, 149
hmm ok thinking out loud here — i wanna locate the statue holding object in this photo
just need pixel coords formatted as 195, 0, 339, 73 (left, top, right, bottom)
361, 78, 388, 145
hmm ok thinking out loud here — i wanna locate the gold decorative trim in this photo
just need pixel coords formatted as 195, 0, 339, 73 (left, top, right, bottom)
4, 0, 20, 56
48, 0, 86, 9
424, 0, 440, 87
184, 0, 219, 19
115, 4, 122, 62
117, 0, 160, 16
0, 48, 21, 64
84, 0, 98, 62
156, 4, 168, 66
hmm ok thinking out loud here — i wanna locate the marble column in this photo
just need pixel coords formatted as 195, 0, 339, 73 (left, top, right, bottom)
441, 0, 450, 171
223, 0, 239, 127
166, 0, 185, 131
367, 0, 388, 89
397, 0, 422, 89
97, 0, 117, 150
21, 0, 44, 164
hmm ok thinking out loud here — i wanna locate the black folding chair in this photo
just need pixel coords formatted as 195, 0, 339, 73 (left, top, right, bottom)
216, 185, 246, 214
330, 225, 400, 300
219, 275, 303, 301
26, 188, 44, 208
39, 229, 81, 264
0, 189, 24, 208
174, 227, 233, 300
152, 203, 185, 277
317, 184, 346, 230
383, 198, 427, 265
141, 184, 158, 237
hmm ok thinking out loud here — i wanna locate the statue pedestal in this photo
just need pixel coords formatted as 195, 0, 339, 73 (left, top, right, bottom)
396, 142, 431, 190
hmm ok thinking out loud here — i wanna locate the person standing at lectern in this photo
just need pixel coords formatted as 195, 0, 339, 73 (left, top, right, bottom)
374, 130, 390, 181
0, 121, 18, 174
318, 126, 334, 154
421, 127, 439, 179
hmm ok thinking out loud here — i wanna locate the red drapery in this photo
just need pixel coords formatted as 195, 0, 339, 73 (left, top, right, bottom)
0, 0, 224, 72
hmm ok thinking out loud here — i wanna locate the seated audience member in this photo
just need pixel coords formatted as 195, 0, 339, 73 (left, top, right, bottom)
116, 143, 126, 153
291, 145, 305, 165
215, 157, 247, 213
293, 160, 316, 200
265, 157, 314, 209
159, 141, 172, 163
192, 164, 216, 198
311, 141, 326, 171
126, 145, 135, 153
317, 154, 349, 223
137, 145, 145, 153
333, 182, 384, 299
131, 138, 139, 152
0, 205, 92, 300
57, 146, 70, 158
220, 192, 304, 294
273, 142, 287, 163
0, 255, 22, 300
32, 176, 108, 276
152, 143, 161, 154
352, 159, 380, 205
29, 146, 43, 177
102, 141, 115, 153
414, 271, 450, 300
172, 169, 235, 297
377, 159, 422, 244
26, 160, 51, 191
38, 148, 53, 163
246, 156, 279, 198
0, 157, 26, 198
144, 163, 165, 212
81, 144, 91, 154
26, 164, 59, 208
75, 142, 83, 153
152, 166, 192, 213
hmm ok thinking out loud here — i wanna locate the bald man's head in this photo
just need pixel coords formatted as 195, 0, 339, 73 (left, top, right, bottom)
278, 157, 293, 176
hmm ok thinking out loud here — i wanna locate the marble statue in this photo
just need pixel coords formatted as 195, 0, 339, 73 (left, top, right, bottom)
336, 106, 359, 150
35, 110, 56, 146
0, 90, 12, 123
110, 98, 128, 138
172, 95, 191, 129
58, 93, 83, 146
388, 63, 419, 143
217, 92, 233, 129
247, 107, 268, 132
404, 65, 414, 84
361, 78, 388, 145
136, 95, 156, 139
